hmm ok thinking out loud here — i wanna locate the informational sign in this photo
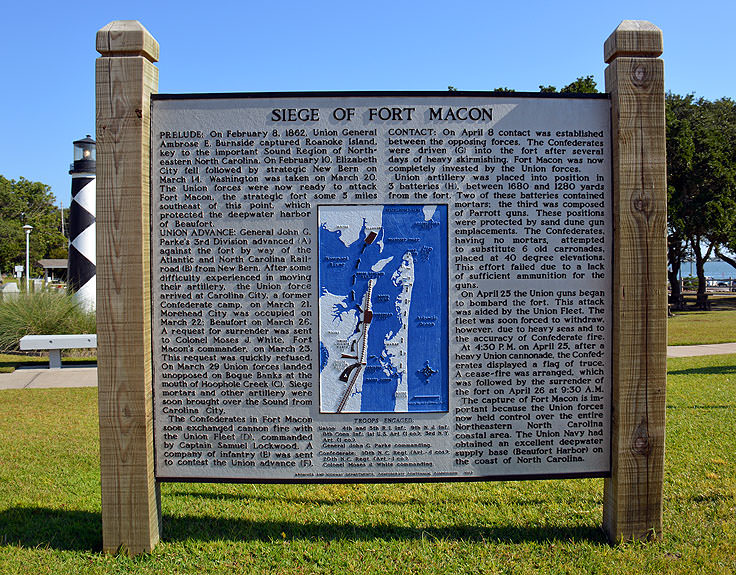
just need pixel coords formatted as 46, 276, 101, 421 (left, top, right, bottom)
151, 93, 612, 482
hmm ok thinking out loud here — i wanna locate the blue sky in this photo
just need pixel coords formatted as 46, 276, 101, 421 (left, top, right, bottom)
1, 0, 734, 206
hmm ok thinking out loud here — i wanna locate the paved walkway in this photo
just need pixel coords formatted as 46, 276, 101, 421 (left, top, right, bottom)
1, 344, 735, 390
0, 365, 97, 389
666, 342, 736, 357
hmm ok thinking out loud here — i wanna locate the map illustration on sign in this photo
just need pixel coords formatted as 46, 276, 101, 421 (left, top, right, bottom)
319, 205, 448, 413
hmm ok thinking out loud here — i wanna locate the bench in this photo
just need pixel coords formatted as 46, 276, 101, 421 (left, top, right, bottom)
19, 334, 97, 369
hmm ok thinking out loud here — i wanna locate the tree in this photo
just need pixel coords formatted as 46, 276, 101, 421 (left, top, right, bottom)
449, 76, 599, 95
703, 97, 736, 261
665, 95, 736, 308
666, 94, 695, 307
560, 75, 598, 94
538, 76, 599, 94
0, 176, 66, 275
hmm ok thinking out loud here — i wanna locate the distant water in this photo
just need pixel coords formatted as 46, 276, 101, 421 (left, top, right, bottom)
679, 260, 736, 279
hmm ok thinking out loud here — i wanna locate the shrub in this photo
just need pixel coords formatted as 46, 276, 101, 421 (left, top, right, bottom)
682, 276, 698, 290
0, 291, 96, 351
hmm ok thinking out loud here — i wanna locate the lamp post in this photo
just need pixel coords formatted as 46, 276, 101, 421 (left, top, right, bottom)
22, 224, 33, 292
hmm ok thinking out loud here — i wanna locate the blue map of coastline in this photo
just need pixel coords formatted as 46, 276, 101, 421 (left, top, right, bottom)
319, 205, 448, 413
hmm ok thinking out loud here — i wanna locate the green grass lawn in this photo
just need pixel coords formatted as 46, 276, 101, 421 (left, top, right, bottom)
668, 294, 736, 346
668, 309, 736, 346
0, 356, 734, 574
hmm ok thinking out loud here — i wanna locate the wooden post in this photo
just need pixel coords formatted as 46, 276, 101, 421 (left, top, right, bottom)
96, 20, 160, 554
603, 21, 667, 542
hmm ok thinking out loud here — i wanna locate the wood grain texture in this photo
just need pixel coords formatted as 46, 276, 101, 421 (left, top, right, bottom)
604, 20, 662, 63
97, 20, 159, 61
603, 21, 667, 542
96, 20, 160, 555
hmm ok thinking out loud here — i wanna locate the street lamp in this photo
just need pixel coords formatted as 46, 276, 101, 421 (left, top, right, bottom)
22, 224, 33, 292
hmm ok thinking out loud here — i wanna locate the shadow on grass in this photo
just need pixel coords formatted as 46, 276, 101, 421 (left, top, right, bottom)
162, 514, 606, 546
668, 364, 736, 376
169, 490, 414, 506
711, 295, 736, 310
666, 404, 734, 410
0, 507, 102, 551
167, 489, 552, 508
675, 294, 736, 311
691, 492, 733, 504
0, 359, 45, 372
0, 507, 606, 552
0, 355, 97, 373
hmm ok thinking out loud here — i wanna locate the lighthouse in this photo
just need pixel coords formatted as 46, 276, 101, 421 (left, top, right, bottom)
68, 135, 96, 310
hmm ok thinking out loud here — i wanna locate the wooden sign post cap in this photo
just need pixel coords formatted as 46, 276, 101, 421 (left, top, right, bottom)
97, 20, 159, 62
604, 20, 662, 63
